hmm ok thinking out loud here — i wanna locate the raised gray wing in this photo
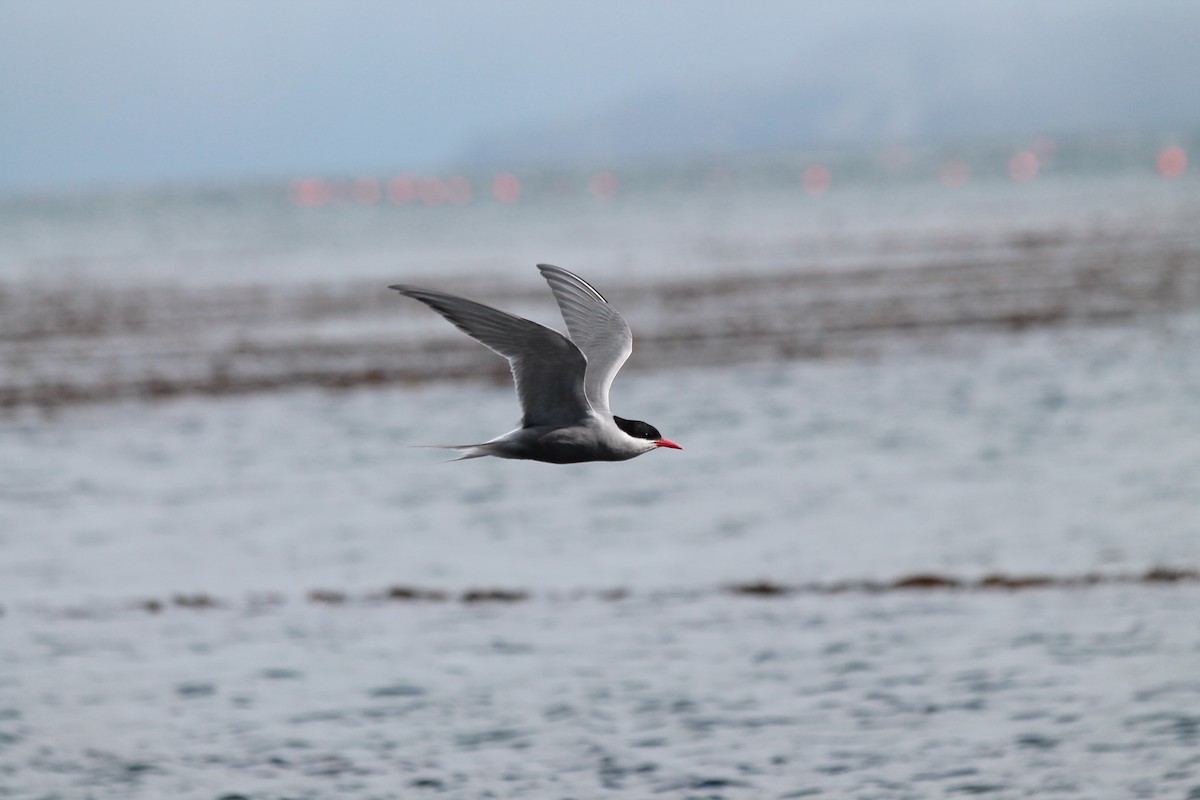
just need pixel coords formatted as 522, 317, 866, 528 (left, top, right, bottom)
390, 285, 591, 427
537, 264, 633, 417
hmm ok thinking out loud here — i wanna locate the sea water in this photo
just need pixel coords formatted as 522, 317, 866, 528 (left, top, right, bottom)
1, 132, 1199, 798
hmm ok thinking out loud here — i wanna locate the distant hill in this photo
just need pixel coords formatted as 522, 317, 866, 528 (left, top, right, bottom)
459, 21, 1200, 166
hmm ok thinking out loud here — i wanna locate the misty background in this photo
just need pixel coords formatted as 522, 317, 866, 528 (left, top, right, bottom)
4, 3, 1200, 797
2, 0, 1198, 191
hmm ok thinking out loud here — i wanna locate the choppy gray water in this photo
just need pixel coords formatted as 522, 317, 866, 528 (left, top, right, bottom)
2, 135, 1199, 798
4, 586, 1200, 799
3, 311, 1200, 798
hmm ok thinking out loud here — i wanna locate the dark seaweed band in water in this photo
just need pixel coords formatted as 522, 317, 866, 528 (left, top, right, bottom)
726, 566, 1200, 596
4, 227, 1198, 410
6, 568, 1196, 621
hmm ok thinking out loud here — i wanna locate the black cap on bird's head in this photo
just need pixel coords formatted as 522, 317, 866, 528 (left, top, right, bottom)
614, 416, 682, 450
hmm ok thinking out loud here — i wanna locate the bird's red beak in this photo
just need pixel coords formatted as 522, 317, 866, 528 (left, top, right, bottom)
654, 438, 682, 450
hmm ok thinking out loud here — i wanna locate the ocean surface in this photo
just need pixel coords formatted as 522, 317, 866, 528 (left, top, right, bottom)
2, 132, 1197, 288
2, 133, 1199, 798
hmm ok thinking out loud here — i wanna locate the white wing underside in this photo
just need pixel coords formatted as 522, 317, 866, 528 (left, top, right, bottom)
389, 285, 592, 428
537, 264, 633, 418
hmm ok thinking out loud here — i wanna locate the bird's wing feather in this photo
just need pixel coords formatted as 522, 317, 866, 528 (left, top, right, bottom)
390, 285, 591, 427
536, 264, 632, 417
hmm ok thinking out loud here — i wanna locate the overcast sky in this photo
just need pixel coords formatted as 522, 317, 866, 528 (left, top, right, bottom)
1, 1, 1197, 190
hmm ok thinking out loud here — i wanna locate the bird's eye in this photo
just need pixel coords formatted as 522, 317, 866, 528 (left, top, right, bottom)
636, 422, 662, 440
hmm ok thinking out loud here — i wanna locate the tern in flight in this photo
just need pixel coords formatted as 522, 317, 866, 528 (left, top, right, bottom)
390, 264, 682, 463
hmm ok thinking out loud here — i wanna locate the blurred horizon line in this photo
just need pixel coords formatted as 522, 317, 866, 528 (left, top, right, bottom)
2, 125, 1195, 200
